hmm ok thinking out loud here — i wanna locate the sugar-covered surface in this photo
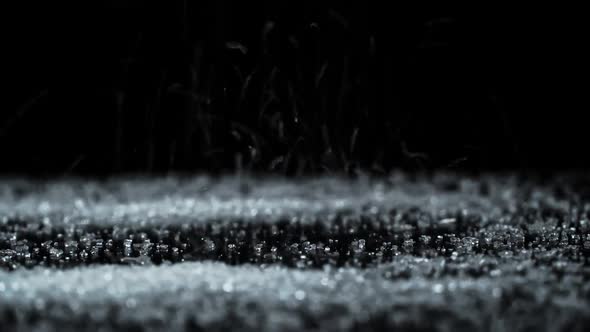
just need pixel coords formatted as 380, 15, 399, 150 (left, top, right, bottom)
2, 260, 589, 332
1, 174, 590, 331
0, 174, 571, 227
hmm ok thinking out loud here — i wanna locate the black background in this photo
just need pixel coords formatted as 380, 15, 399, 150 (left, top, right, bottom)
3, 2, 587, 176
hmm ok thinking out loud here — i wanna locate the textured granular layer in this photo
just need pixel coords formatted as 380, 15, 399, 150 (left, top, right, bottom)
1, 174, 589, 331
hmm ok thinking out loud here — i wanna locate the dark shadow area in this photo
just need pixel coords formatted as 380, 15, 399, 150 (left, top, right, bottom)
3, 2, 586, 176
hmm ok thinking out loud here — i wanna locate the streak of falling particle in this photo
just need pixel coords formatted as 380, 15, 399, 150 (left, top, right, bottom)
0, 89, 48, 138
